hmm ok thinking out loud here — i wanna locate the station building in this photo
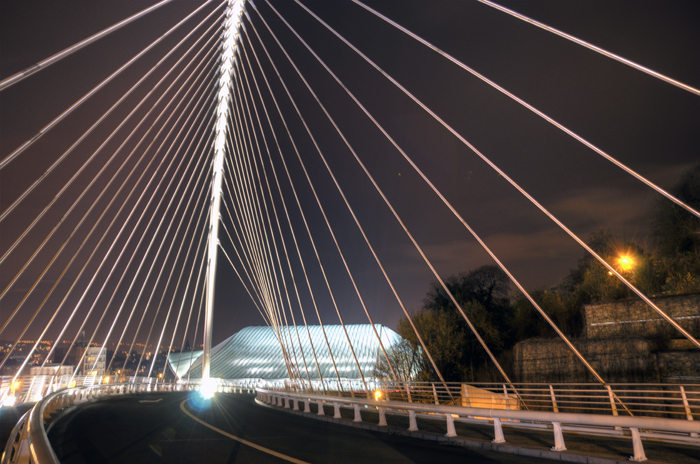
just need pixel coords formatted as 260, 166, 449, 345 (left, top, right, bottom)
167, 324, 404, 386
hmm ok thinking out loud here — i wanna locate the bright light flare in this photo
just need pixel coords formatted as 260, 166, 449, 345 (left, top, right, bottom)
68, 380, 77, 388
2, 395, 17, 407
374, 390, 383, 401
103, 376, 110, 384
12, 381, 21, 390
200, 378, 218, 399
617, 254, 636, 271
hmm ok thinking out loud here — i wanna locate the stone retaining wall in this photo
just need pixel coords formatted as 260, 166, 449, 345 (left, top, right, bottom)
584, 293, 700, 339
513, 338, 699, 383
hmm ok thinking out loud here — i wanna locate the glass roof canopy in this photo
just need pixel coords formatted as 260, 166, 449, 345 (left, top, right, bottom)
171, 324, 403, 380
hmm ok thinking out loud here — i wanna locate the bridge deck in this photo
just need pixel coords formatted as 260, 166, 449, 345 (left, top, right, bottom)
0, 392, 685, 464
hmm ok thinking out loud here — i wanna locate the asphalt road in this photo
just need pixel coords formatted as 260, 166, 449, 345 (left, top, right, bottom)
47, 392, 544, 464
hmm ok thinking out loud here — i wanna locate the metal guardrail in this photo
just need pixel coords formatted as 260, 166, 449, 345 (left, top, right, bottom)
275, 379, 700, 421
0, 376, 260, 407
4, 376, 698, 421
256, 387, 700, 462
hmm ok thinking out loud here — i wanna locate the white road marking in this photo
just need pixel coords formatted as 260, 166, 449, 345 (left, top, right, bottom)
139, 398, 163, 403
179, 399, 309, 464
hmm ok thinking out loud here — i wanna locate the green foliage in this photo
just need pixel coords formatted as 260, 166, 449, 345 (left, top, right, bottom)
396, 265, 511, 382
652, 163, 700, 293
652, 164, 700, 256
511, 289, 573, 340
373, 337, 421, 382
396, 309, 466, 381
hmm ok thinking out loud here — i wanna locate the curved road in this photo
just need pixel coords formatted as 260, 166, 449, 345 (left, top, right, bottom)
47, 392, 542, 464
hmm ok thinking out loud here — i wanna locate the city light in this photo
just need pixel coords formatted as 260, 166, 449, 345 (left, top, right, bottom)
374, 390, 383, 401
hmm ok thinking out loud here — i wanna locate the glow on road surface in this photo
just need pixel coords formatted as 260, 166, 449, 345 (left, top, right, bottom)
179, 399, 310, 464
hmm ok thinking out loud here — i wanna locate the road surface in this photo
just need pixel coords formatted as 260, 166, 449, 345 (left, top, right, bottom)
47, 392, 543, 463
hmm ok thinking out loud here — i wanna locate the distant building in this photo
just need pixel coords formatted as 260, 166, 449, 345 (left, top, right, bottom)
52, 344, 86, 370
29, 364, 74, 377
83, 347, 106, 376
52, 344, 106, 376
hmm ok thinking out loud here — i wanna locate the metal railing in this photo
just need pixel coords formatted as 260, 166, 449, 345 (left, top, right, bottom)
255, 387, 700, 462
269, 379, 700, 422
0, 375, 172, 406
1, 376, 697, 463
3, 376, 698, 421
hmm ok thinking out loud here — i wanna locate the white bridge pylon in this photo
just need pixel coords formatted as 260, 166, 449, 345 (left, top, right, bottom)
204, 0, 246, 390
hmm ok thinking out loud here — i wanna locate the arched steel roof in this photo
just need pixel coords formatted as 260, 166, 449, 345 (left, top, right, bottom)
177, 324, 402, 380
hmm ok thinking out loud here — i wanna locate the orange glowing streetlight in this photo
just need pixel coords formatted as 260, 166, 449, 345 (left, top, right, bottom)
617, 254, 636, 272
374, 390, 383, 401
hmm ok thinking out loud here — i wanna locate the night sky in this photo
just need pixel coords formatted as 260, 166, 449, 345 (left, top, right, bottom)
1, 1, 698, 352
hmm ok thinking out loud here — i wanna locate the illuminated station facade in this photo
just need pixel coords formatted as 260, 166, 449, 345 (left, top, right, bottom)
167, 324, 405, 390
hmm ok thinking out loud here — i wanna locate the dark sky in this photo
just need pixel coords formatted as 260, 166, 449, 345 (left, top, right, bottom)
1, 1, 698, 351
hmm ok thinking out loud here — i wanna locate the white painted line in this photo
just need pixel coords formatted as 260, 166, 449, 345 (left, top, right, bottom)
179, 399, 309, 464
139, 398, 163, 403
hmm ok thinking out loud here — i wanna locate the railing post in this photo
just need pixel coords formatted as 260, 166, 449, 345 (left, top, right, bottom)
551, 422, 566, 451
408, 410, 418, 431
629, 427, 647, 462
378, 407, 387, 426
304, 398, 311, 413
432, 383, 439, 405
445, 414, 457, 437
317, 399, 325, 416
353, 404, 362, 422
606, 385, 621, 431
503, 384, 511, 410
333, 401, 342, 419
549, 385, 559, 413
284, 396, 291, 409
492, 417, 506, 443
461, 383, 471, 407
293, 398, 299, 411
679, 386, 698, 437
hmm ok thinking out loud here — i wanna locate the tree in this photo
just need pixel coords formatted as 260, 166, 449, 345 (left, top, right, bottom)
652, 163, 700, 257
652, 163, 700, 294
373, 337, 421, 382
423, 265, 512, 343
394, 265, 512, 382
395, 310, 466, 381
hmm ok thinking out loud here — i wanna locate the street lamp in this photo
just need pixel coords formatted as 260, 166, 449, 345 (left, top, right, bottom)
617, 254, 636, 272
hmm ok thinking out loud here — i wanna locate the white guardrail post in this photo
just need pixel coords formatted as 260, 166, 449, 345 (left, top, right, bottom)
255, 387, 700, 462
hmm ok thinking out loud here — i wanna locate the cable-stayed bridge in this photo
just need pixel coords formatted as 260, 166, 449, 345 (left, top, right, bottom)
0, 1, 698, 463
